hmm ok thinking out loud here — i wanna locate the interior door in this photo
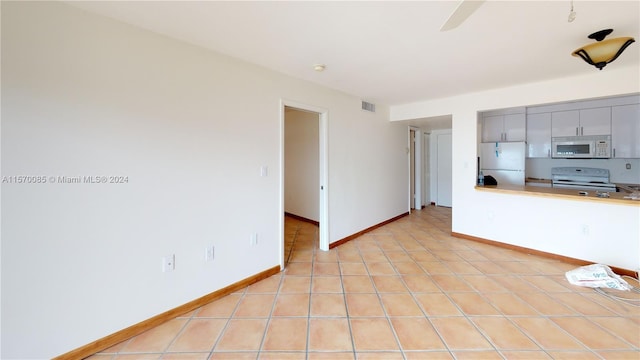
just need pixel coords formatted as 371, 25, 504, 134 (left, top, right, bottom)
410, 129, 415, 210
436, 133, 452, 207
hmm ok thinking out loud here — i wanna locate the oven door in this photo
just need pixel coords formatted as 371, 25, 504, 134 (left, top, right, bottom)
552, 140, 594, 158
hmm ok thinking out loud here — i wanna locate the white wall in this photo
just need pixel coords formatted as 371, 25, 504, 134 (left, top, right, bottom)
391, 66, 640, 272
0, 2, 408, 358
284, 109, 319, 221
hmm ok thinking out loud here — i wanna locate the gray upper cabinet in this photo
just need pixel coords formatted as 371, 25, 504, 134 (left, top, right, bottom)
551, 107, 611, 137
612, 104, 640, 158
526, 113, 551, 158
482, 111, 525, 142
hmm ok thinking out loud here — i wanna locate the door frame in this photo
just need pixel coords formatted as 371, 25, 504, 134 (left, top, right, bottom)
280, 99, 329, 269
408, 126, 422, 212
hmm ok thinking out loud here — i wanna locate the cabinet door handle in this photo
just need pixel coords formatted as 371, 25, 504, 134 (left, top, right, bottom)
576, 127, 579, 136
548, 149, 551, 157
613, 148, 616, 158
581, 126, 584, 136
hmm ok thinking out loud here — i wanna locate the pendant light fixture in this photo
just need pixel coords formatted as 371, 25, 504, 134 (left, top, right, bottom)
572, 29, 635, 70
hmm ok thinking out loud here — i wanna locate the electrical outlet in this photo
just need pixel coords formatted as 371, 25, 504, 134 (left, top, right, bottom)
205, 245, 215, 262
626, 163, 631, 170
581, 224, 589, 236
162, 254, 175, 272
251, 233, 258, 247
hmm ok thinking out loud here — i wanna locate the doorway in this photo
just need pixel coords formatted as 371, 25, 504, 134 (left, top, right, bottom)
409, 127, 422, 211
281, 100, 329, 270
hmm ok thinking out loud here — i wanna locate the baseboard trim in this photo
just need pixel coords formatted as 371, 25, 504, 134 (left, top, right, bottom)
284, 212, 320, 226
54, 265, 281, 360
329, 212, 409, 249
451, 232, 637, 278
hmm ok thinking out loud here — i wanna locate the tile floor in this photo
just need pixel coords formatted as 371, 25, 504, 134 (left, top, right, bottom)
88, 206, 640, 359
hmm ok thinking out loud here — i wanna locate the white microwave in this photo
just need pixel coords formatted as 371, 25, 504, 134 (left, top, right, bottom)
552, 136, 611, 159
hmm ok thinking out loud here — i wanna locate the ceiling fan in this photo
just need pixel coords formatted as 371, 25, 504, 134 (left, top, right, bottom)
440, 0, 486, 31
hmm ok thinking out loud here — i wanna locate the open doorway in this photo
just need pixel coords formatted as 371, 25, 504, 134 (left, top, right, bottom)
281, 101, 329, 270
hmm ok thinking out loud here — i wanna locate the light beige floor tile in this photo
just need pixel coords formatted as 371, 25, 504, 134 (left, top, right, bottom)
337, 249, 363, 262
272, 293, 310, 317
448, 293, 501, 315
246, 275, 281, 293
515, 292, 577, 316
510, 317, 586, 350
196, 294, 242, 318
262, 318, 308, 351
384, 251, 413, 262
481, 292, 539, 316
308, 318, 353, 351
551, 293, 616, 316
366, 262, 398, 275
451, 351, 503, 359
418, 261, 454, 274
279, 276, 311, 293
401, 275, 441, 293
313, 262, 341, 276
430, 317, 492, 350
403, 351, 453, 359
209, 352, 257, 359
499, 351, 552, 359
121, 318, 187, 353
430, 275, 473, 292
390, 317, 446, 351
310, 293, 347, 316
371, 276, 408, 293
258, 352, 306, 360
414, 293, 462, 316
307, 352, 355, 360
340, 262, 368, 275
345, 293, 385, 317
544, 351, 601, 359
595, 351, 640, 359
523, 275, 573, 292
471, 317, 539, 350
113, 355, 161, 360
161, 353, 209, 359
391, 261, 425, 275
379, 293, 423, 316
350, 318, 399, 351
342, 276, 376, 293
285, 262, 312, 276
551, 317, 633, 349
167, 318, 227, 352
214, 319, 267, 351
356, 352, 404, 359
314, 249, 338, 262
233, 294, 275, 318
361, 251, 388, 262
311, 276, 343, 293
460, 275, 508, 292
589, 317, 640, 347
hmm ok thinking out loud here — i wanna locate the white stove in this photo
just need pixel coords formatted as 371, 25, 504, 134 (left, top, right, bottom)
551, 167, 617, 192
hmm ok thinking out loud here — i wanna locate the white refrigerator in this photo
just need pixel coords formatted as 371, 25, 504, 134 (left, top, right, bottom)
480, 142, 526, 186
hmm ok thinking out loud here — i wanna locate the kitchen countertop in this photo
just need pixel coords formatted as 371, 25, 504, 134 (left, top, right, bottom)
475, 184, 640, 206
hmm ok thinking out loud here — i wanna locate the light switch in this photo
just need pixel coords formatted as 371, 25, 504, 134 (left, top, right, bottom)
260, 166, 268, 177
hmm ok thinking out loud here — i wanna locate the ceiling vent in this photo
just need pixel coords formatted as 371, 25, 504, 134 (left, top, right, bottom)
361, 101, 376, 113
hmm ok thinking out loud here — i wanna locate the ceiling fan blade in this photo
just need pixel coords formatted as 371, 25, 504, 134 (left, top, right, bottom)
440, 0, 486, 31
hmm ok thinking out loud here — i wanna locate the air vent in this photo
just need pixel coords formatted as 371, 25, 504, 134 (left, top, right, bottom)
361, 101, 376, 113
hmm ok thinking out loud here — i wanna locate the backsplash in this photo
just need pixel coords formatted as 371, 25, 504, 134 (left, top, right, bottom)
526, 158, 640, 184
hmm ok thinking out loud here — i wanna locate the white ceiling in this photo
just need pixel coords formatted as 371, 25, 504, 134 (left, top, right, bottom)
67, 1, 639, 107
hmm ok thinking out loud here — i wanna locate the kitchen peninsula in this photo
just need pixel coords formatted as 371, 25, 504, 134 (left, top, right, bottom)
475, 183, 640, 206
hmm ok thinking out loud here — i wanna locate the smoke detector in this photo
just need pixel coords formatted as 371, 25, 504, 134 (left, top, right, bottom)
313, 64, 326, 72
